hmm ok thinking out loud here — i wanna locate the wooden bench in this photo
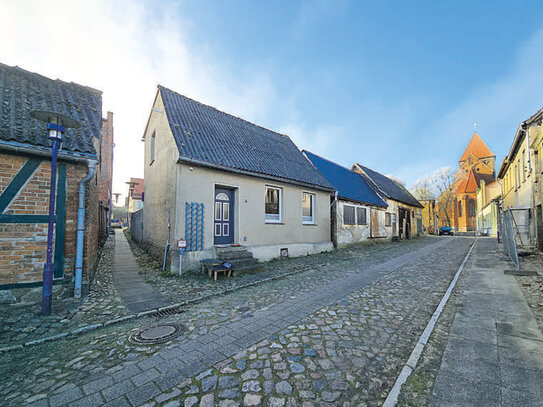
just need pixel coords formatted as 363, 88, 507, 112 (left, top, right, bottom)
209, 264, 232, 281
200, 259, 232, 280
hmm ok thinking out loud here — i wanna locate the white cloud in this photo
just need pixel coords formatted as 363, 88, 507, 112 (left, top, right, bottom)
0, 0, 280, 202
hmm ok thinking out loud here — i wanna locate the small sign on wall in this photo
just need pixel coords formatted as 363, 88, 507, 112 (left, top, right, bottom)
280, 248, 289, 259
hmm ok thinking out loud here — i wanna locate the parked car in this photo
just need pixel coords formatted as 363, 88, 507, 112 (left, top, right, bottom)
439, 226, 454, 236
111, 219, 122, 229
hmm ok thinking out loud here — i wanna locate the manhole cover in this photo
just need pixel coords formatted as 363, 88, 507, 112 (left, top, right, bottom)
129, 324, 186, 345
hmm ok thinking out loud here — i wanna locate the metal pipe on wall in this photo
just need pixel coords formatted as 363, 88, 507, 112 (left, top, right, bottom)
74, 160, 97, 298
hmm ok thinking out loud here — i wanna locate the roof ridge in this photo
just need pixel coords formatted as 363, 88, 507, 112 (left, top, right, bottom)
459, 132, 495, 162
0, 62, 103, 95
158, 85, 290, 140
303, 150, 356, 173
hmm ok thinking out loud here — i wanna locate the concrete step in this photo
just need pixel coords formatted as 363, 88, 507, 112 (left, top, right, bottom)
224, 257, 259, 269
216, 245, 246, 253
218, 250, 253, 261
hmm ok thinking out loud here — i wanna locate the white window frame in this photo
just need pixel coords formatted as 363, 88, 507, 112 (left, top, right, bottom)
265, 186, 282, 223
302, 192, 315, 224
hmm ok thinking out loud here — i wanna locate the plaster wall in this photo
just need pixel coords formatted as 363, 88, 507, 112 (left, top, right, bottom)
142, 92, 179, 260
173, 163, 331, 270
335, 200, 371, 245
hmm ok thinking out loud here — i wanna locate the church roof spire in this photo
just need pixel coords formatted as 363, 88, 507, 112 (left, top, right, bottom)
459, 129, 495, 162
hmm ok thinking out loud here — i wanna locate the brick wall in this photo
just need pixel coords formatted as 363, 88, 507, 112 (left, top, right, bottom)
0, 152, 101, 286
99, 112, 114, 206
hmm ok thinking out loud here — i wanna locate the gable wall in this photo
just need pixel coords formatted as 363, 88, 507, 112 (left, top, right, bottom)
142, 92, 179, 261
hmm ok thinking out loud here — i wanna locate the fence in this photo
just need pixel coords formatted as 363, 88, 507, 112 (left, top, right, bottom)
129, 209, 144, 244
499, 207, 520, 270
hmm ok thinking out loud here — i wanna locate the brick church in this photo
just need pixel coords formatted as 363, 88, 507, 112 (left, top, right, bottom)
438, 131, 496, 232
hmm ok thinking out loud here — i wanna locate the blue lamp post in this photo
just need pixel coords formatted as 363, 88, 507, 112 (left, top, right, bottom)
31, 110, 80, 316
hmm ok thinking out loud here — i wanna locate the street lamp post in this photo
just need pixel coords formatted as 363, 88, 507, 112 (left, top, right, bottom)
31, 111, 80, 316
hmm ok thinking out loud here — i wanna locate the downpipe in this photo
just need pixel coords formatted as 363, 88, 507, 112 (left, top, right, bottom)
74, 160, 97, 298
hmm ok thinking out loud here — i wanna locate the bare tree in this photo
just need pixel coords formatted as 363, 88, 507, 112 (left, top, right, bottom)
410, 176, 434, 200
432, 167, 456, 227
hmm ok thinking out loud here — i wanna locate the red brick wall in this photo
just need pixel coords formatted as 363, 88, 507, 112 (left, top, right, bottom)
0, 152, 101, 286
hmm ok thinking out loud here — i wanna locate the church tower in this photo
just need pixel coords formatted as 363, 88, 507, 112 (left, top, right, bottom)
438, 129, 496, 233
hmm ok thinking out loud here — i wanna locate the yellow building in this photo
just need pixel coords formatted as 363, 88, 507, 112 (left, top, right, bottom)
420, 199, 438, 234
530, 109, 543, 249
475, 180, 502, 237
499, 107, 543, 249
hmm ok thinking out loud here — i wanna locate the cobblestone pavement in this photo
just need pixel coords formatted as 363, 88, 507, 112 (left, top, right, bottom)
0, 236, 474, 407
0, 237, 131, 348
1, 232, 442, 349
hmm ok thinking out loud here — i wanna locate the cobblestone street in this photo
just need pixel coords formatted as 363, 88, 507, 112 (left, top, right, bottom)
0, 237, 474, 407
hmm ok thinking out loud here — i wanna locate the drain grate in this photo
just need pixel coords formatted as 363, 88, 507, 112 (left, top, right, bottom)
129, 324, 186, 345
151, 308, 184, 319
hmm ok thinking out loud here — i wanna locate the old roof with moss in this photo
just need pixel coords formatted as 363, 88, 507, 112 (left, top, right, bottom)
0, 63, 102, 158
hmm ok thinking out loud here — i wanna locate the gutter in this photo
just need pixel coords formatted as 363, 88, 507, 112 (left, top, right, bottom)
74, 160, 97, 298
0, 140, 98, 163
177, 156, 335, 193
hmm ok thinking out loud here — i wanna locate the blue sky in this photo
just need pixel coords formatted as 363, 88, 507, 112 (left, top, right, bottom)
2, 1, 543, 196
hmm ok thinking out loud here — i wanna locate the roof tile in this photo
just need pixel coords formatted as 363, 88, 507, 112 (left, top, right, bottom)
0, 63, 102, 157
159, 86, 333, 190
356, 164, 423, 208
304, 151, 387, 207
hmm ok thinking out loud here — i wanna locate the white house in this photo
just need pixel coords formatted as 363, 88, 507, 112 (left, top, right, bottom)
142, 86, 334, 272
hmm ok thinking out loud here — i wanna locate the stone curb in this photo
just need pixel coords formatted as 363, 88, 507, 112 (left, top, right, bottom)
0, 262, 318, 354
382, 239, 477, 407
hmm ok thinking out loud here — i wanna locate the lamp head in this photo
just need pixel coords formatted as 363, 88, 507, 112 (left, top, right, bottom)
30, 110, 81, 142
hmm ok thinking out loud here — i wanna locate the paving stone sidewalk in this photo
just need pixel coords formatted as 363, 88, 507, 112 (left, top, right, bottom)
0, 236, 131, 348
1, 236, 471, 407
430, 238, 543, 406
113, 231, 169, 313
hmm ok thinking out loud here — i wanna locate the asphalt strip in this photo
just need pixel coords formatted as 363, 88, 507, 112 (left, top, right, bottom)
381, 238, 477, 407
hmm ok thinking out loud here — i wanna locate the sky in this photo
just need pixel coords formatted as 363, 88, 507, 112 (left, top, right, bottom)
2, 0, 543, 202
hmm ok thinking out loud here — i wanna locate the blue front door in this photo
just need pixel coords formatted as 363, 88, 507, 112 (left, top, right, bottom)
214, 188, 234, 245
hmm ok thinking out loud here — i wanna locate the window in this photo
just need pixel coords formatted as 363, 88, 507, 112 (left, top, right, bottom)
265, 187, 281, 222
459, 201, 463, 217
522, 150, 526, 181
535, 149, 540, 174
302, 193, 315, 224
344, 206, 355, 225
150, 132, 156, 164
469, 200, 475, 217
385, 212, 391, 227
357, 207, 367, 225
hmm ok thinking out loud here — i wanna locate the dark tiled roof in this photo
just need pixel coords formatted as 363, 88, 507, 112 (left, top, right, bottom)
304, 151, 387, 208
0, 63, 102, 157
356, 164, 423, 208
158, 86, 333, 191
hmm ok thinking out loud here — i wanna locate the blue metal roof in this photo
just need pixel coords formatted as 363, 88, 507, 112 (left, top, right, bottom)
356, 164, 423, 208
304, 150, 387, 208
159, 86, 333, 191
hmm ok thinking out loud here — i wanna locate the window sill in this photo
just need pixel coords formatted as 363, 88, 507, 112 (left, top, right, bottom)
265, 221, 284, 225
303, 222, 317, 226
